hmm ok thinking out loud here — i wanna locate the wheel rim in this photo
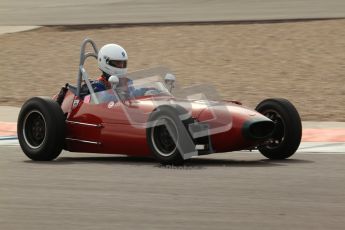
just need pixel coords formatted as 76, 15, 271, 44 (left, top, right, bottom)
262, 110, 285, 149
151, 116, 177, 157
22, 110, 47, 149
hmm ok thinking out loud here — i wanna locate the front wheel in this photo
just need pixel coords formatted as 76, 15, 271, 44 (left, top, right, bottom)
255, 98, 302, 160
17, 97, 66, 161
146, 106, 195, 165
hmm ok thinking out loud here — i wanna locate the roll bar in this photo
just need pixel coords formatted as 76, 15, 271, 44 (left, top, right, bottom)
76, 38, 98, 97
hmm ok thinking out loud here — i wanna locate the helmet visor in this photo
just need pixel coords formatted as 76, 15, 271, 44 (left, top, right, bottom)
108, 60, 127, 68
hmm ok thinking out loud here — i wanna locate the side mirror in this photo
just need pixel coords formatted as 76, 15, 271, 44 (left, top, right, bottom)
108, 75, 119, 89
164, 73, 176, 92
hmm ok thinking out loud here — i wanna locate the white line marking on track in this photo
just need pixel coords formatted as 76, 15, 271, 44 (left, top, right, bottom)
298, 142, 345, 153
0, 139, 18, 146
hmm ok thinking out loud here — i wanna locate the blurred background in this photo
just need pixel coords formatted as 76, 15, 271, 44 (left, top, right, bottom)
1, 0, 345, 120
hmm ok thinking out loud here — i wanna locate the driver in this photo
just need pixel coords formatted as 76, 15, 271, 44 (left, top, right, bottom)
92, 43, 131, 93
90, 43, 163, 100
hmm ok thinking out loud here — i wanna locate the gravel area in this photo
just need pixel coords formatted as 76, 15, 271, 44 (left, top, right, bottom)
0, 19, 344, 121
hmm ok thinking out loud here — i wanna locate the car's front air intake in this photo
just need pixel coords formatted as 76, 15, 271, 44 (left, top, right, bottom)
243, 120, 275, 140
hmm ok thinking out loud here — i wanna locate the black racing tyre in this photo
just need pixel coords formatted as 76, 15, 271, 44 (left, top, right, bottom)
146, 105, 194, 165
17, 97, 65, 161
255, 98, 302, 160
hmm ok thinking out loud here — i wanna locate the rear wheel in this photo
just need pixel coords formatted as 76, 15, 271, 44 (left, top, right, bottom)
255, 98, 302, 160
17, 97, 65, 161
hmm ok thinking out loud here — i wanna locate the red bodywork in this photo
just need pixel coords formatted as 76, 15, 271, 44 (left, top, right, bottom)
59, 89, 272, 157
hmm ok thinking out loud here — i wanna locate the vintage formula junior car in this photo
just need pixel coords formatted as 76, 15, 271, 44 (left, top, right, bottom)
17, 39, 302, 164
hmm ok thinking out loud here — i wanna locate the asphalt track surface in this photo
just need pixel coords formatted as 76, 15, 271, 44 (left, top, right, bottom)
1, 146, 345, 230
1, 0, 345, 26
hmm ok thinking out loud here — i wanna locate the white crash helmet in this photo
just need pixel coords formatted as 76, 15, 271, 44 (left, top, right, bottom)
98, 44, 128, 76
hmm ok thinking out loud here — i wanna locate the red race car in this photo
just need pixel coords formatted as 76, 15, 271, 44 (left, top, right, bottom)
17, 39, 302, 164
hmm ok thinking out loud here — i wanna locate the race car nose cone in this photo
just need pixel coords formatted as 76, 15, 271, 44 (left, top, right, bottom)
243, 120, 275, 140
